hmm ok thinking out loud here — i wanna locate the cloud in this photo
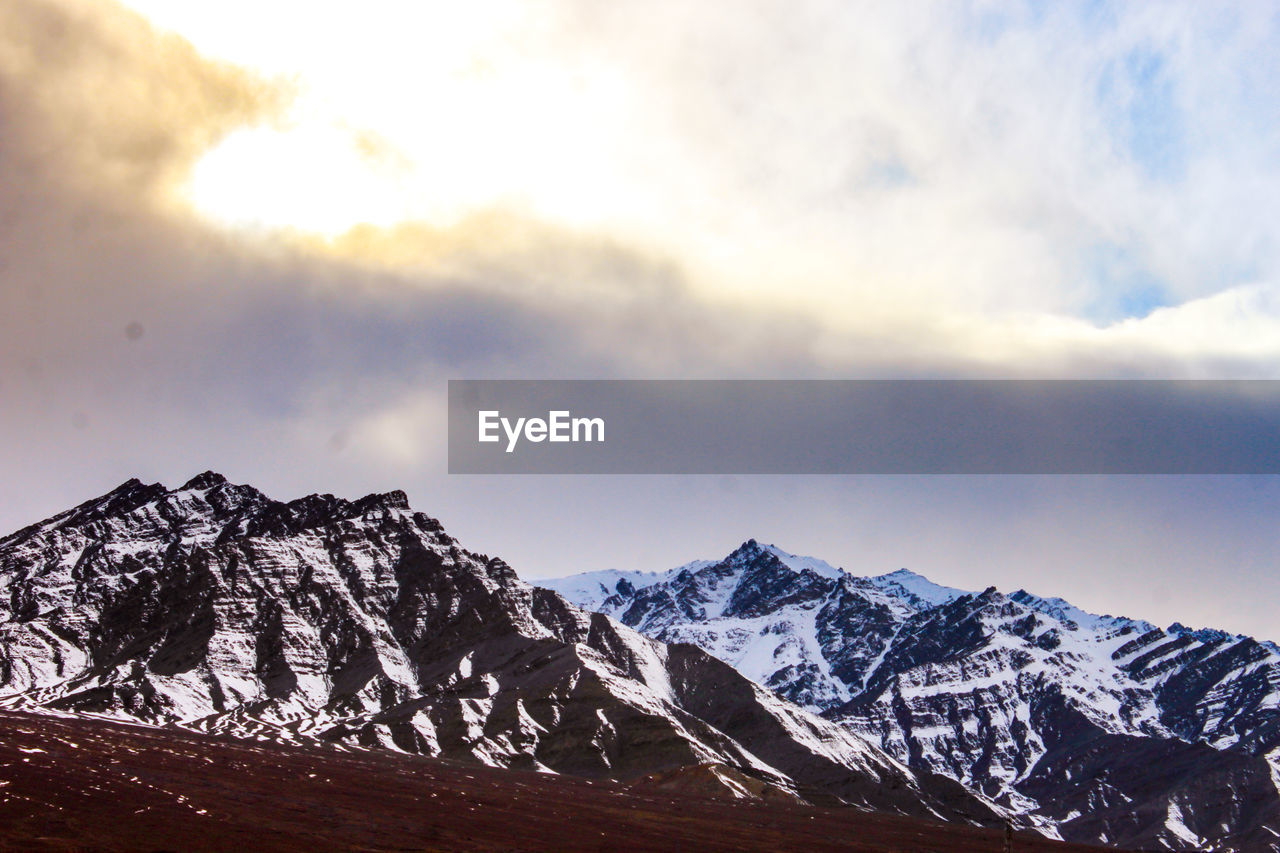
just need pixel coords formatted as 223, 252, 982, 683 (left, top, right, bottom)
1, 0, 1278, 642
9, 0, 1272, 381
4, 1, 1278, 493
0, 0, 281, 203
3, 0, 1277, 434
0, 0, 842, 517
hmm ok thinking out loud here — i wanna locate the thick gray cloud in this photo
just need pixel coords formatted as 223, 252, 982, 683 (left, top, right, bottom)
0, 0, 836, 520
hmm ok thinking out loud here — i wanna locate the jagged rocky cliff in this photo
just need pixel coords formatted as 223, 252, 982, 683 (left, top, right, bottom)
543, 540, 1280, 851
0, 475, 998, 825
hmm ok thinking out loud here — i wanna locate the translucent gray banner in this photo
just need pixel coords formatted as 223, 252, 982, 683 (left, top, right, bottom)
447, 380, 1280, 474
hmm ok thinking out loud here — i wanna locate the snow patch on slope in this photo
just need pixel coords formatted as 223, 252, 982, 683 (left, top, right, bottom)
533, 569, 680, 610
866, 568, 965, 607
760, 545, 843, 579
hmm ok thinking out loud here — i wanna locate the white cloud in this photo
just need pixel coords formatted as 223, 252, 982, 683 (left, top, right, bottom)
112, 0, 1280, 371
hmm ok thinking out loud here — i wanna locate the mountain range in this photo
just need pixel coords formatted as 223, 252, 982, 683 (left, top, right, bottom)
0, 473, 1000, 831
540, 540, 1280, 851
3, 473, 1277, 850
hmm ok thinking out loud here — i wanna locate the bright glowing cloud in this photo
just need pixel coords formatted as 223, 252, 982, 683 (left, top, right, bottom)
127, 0, 649, 236
187, 124, 407, 235
112, 0, 1280, 355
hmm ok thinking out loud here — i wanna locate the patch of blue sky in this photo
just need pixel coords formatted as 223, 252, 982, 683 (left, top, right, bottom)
1124, 49, 1187, 181
968, 5, 1019, 44
966, 0, 1107, 44
962, 3, 1186, 180
1080, 242, 1170, 324
1095, 46, 1188, 182
965, 0, 1055, 44
858, 156, 914, 190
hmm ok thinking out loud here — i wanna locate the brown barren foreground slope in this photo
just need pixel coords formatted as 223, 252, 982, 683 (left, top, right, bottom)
0, 710, 1115, 853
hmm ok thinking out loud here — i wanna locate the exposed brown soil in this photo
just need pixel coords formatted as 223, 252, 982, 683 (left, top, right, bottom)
0, 709, 1116, 852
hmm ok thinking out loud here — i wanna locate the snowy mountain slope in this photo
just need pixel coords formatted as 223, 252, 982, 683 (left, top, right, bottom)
530, 567, 688, 612
0, 476, 1002, 824
545, 539, 1280, 851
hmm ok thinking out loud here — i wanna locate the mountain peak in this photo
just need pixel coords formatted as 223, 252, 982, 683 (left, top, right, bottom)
759, 544, 843, 579
358, 489, 409, 510
98, 477, 162, 502
867, 567, 965, 607
724, 540, 844, 579
180, 471, 229, 491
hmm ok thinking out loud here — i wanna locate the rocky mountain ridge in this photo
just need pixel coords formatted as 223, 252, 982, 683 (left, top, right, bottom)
0, 475, 999, 826
541, 539, 1280, 851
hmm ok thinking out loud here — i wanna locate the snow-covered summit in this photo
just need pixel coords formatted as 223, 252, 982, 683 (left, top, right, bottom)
758, 543, 844, 579
544, 539, 1280, 850
533, 568, 680, 611
1009, 588, 1154, 634
535, 541, 843, 603
866, 567, 966, 608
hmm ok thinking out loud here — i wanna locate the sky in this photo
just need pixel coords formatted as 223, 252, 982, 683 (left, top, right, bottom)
1, 0, 1278, 639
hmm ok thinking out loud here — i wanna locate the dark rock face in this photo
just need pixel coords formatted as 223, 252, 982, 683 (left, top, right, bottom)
544, 541, 1280, 851
1019, 691, 1280, 851
0, 476, 998, 826
663, 643, 999, 823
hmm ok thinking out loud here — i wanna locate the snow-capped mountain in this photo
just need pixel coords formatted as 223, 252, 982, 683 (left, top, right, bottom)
0, 475, 1001, 825
540, 540, 1280, 851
